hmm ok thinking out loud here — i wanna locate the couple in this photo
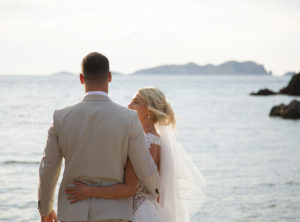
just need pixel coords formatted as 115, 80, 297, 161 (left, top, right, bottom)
38, 52, 205, 222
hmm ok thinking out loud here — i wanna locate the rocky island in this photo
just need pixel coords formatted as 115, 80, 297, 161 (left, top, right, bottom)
133, 61, 270, 75
52, 71, 124, 76
250, 73, 300, 119
270, 100, 300, 119
52, 71, 75, 76
251, 73, 300, 96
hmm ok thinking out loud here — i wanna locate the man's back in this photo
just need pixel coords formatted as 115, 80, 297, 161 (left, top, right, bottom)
56, 94, 137, 220
58, 94, 134, 184
39, 94, 159, 221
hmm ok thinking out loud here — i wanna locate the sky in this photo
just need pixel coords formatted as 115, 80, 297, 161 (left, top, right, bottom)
0, 0, 299, 76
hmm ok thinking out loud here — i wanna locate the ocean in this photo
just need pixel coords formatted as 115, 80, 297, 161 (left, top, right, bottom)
0, 74, 299, 221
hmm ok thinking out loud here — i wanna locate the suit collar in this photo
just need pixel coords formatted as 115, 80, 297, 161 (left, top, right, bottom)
85, 91, 108, 97
83, 94, 110, 101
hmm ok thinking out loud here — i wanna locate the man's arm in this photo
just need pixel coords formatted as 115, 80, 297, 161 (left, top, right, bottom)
38, 111, 63, 216
127, 114, 160, 198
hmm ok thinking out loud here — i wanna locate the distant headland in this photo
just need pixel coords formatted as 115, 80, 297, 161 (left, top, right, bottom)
52, 71, 75, 76
52, 71, 123, 76
52, 61, 296, 76
132, 61, 271, 75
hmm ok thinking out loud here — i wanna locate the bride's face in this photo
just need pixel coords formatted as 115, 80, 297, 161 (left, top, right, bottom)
128, 94, 148, 122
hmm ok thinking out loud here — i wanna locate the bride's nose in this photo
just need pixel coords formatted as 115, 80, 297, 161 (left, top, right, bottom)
128, 103, 133, 109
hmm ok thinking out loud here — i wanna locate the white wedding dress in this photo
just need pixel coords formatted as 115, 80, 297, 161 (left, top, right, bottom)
133, 127, 206, 222
133, 133, 162, 222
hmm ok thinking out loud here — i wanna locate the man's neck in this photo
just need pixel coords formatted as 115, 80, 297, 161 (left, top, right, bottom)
85, 85, 108, 94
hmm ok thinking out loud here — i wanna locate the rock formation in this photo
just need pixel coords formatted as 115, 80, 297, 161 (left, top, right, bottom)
251, 73, 300, 96
250, 89, 276, 96
133, 61, 269, 75
278, 73, 300, 96
269, 100, 300, 119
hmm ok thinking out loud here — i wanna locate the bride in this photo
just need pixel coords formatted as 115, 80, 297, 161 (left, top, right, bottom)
65, 87, 206, 222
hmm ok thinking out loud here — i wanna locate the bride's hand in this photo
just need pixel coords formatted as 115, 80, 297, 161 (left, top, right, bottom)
65, 180, 91, 204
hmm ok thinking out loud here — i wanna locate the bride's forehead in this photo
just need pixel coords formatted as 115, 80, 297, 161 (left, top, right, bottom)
132, 93, 141, 100
131, 95, 146, 104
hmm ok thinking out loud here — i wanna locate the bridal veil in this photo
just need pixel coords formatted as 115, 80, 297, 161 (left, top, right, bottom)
156, 125, 206, 222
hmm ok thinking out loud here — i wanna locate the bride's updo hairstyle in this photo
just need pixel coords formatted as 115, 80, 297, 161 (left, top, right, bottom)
137, 87, 176, 128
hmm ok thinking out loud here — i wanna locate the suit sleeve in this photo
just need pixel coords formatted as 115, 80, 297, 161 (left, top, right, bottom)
38, 111, 63, 216
127, 114, 160, 198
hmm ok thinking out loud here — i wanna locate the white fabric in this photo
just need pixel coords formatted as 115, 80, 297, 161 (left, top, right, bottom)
133, 200, 162, 222
133, 127, 206, 222
86, 91, 108, 97
144, 133, 161, 149
157, 125, 206, 222
133, 133, 161, 215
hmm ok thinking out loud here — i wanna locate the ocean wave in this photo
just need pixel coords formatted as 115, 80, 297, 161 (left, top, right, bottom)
1, 160, 39, 165
285, 181, 300, 186
258, 183, 276, 187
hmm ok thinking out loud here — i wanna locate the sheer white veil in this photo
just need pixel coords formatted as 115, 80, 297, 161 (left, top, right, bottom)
156, 125, 206, 222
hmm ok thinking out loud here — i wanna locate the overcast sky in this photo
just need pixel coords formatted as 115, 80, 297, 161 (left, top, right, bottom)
0, 0, 299, 75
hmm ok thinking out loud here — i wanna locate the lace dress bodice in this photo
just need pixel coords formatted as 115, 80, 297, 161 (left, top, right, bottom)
133, 133, 161, 213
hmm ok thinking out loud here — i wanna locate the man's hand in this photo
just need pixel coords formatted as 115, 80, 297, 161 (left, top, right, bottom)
41, 209, 57, 222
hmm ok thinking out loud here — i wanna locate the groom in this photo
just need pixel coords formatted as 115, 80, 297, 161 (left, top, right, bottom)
38, 52, 160, 222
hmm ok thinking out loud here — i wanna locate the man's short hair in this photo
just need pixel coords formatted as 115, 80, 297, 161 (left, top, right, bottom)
81, 52, 110, 83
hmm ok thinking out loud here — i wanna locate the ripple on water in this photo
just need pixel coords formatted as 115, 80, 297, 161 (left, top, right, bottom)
285, 181, 300, 186
259, 182, 276, 187
1, 160, 39, 165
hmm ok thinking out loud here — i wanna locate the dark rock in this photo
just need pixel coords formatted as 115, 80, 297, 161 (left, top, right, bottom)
251, 73, 300, 96
270, 104, 285, 116
251, 88, 276, 96
279, 73, 300, 96
270, 100, 300, 119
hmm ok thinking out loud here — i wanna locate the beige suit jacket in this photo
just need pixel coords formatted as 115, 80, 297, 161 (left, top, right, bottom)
38, 94, 160, 221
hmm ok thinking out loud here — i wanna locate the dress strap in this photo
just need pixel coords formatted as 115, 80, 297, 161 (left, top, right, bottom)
145, 133, 161, 149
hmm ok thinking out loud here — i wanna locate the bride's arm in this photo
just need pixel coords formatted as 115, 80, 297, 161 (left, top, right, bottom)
65, 159, 138, 204
65, 145, 160, 204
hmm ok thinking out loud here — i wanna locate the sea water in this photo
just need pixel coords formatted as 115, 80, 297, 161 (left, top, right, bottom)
0, 74, 299, 221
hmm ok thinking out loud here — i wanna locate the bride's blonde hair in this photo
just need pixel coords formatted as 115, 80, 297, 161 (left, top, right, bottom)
137, 87, 176, 128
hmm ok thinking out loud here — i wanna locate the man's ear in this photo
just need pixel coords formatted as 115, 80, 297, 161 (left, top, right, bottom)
80, 73, 85, 84
108, 72, 112, 82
